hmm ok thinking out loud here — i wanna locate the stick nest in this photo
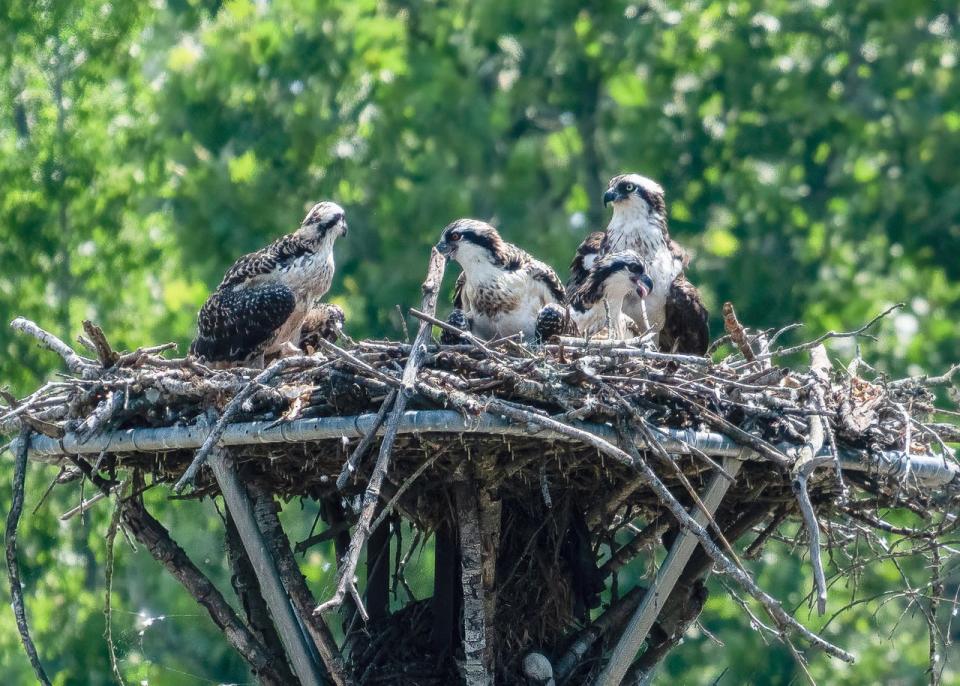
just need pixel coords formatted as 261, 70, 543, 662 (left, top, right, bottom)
4, 316, 959, 684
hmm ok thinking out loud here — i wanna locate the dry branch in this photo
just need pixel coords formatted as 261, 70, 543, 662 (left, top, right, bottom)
4, 430, 52, 686
11, 317, 92, 375
174, 355, 323, 491
316, 248, 445, 617
119, 489, 288, 683
486, 400, 855, 664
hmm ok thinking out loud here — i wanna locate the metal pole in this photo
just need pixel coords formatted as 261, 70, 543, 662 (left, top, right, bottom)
209, 448, 325, 686
596, 457, 743, 686
18, 412, 959, 488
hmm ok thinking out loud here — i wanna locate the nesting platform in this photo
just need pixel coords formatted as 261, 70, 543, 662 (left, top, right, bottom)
3, 313, 959, 685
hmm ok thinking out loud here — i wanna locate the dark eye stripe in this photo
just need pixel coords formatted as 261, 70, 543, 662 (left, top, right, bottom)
319, 213, 342, 231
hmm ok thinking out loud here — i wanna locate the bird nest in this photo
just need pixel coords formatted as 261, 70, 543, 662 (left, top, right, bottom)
4, 304, 959, 685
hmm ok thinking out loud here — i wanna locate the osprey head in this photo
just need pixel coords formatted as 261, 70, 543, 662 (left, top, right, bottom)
591, 250, 654, 299
436, 219, 506, 266
301, 201, 348, 240
602, 174, 666, 217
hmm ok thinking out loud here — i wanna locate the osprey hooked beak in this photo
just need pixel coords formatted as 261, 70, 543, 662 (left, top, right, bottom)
435, 240, 454, 258
603, 187, 621, 207
632, 273, 654, 298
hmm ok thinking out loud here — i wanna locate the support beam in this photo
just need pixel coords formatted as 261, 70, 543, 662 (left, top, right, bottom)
20, 412, 960, 489
597, 457, 742, 686
209, 449, 325, 686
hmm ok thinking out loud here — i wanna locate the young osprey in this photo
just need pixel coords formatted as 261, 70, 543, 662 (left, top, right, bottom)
436, 219, 566, 342
570, 251, 654, 339
190, 201, 348, 367
537, 251, 653, 341
575, 173, 709, 354
299, 303, 346, 353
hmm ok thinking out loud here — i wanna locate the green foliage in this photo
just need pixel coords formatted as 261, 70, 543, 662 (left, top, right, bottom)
0, 1, 957, 683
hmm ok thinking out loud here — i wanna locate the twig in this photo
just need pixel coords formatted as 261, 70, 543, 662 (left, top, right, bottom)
760, 303, 902, 360
486, 400, 855, 663
395, 304, 411, 343
792, 348, 831, 616
11, 317, 91, 375
723, 302, 755, 362
402, 249, 446, 398
889, 363, 960, 389
313, 337, 401, 388
174, 356, 322, 491
104, 485, 126, 686
368, 444, 450, 533
60, 486, 117, 520
115, 341, 178, 368
317, 249, 445, 616
600, 518, 667, 578
337, 389, 397, 490
294, 522, 352, 555
409, 307, 499, 358
5, 430, 52, 685
82, 320, 120, 367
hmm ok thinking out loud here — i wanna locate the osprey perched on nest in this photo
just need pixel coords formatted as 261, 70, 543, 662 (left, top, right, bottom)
539, 251, 654, 341
436, 219, 565, 342
190, 201, 348, 367
570, 174, 709, 354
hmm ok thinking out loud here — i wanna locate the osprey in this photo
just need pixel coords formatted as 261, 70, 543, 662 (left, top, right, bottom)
573, 173, 709, 354
190, 201, 348, 367
537, 251, 653, 341
299, 303, 346, 353
436, 219, 566, 342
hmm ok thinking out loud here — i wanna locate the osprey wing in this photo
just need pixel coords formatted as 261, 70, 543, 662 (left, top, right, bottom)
567, 231, 604, 291
660, 275, 709, 356
219, 235, 314, 289
527, 259, 566, 305
452, 271, 467, 310
191, 283, 296, 363
668, 238, 690, 270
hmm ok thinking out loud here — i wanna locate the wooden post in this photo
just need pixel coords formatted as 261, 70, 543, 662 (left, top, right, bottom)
209, 448, 325, 686
455, 479, 492, 686
597, 457, 742, 686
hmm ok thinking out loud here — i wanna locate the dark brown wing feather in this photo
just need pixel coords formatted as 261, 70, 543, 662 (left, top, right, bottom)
668, 238, 690, 269
526, 258, 566, 304
452, 271, 466, 309
190, 283, 296, 363
567, 231, 604, 291
659, 275, 709, 355
219, 234, 315, 290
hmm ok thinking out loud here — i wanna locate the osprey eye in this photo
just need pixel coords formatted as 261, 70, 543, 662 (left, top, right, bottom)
449, 232, 461, 241
624, 183, 636, 193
